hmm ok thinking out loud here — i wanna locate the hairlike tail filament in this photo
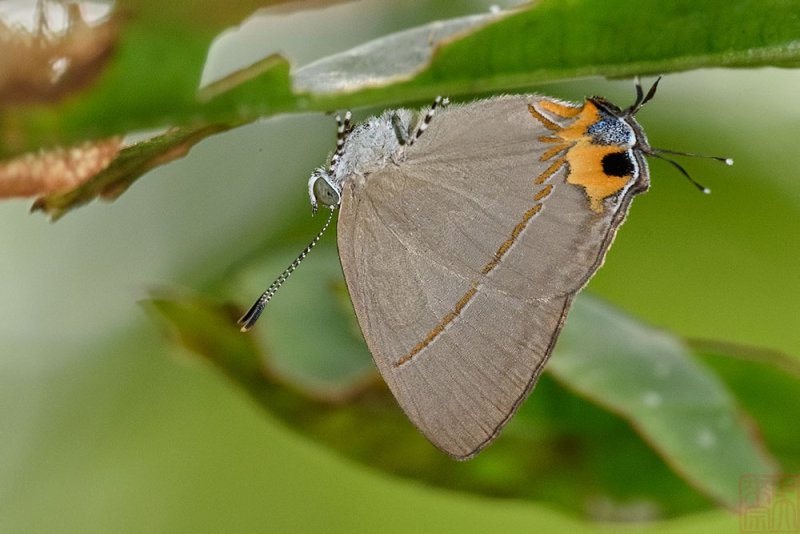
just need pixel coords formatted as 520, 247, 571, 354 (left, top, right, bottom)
646, 148, 733, 194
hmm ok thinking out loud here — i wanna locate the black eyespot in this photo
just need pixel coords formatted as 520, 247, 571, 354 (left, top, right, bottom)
602, 151, 635, 177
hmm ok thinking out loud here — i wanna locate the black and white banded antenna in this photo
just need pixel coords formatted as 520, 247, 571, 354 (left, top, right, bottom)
238, 207, 336, 332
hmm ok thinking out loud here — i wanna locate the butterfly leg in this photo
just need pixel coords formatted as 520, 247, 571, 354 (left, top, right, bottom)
391, 113, 410, 145
408, 96, 449, 146
328, 111, 352, 173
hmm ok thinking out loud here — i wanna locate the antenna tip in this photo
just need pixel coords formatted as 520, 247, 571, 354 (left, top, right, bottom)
239, 325, 250, 333
702, 187, 711, 194
724, 158, 734, 166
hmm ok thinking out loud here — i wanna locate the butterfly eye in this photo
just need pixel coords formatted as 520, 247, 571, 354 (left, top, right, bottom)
313, 176, 340, 207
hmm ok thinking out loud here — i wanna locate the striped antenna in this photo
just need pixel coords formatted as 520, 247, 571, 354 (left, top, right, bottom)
238, 207, 335, 332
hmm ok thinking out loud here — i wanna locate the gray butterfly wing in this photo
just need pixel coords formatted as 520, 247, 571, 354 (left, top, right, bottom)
337, 95, 646, 459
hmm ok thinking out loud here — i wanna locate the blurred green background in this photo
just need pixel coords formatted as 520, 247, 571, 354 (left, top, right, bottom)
1, 0, 799, 532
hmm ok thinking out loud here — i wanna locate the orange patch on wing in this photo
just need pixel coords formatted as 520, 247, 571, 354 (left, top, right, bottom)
535, 157, 566, 184
529, 99, 636, 213
527, 104, 560, 131
541, 144, 568, 161
534, 184, 553, 201
538, 99, 582, 118
564, 143, 629, 212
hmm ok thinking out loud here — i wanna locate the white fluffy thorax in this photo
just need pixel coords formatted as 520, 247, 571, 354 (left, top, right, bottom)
330, 108, 417, 189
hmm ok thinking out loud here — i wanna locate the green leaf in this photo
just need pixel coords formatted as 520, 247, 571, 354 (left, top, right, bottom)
549, 297, 777, 509
293, 0, 800, 105
146, 291, 708, 519
148, 233, 784, 516
10, 0, 800, 152
3, 0, 799, 221
693, 341, 800, 474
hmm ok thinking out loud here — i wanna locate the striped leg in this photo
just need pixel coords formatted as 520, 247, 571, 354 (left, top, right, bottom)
328, 111, 352, 173
408, 96, 449, 146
